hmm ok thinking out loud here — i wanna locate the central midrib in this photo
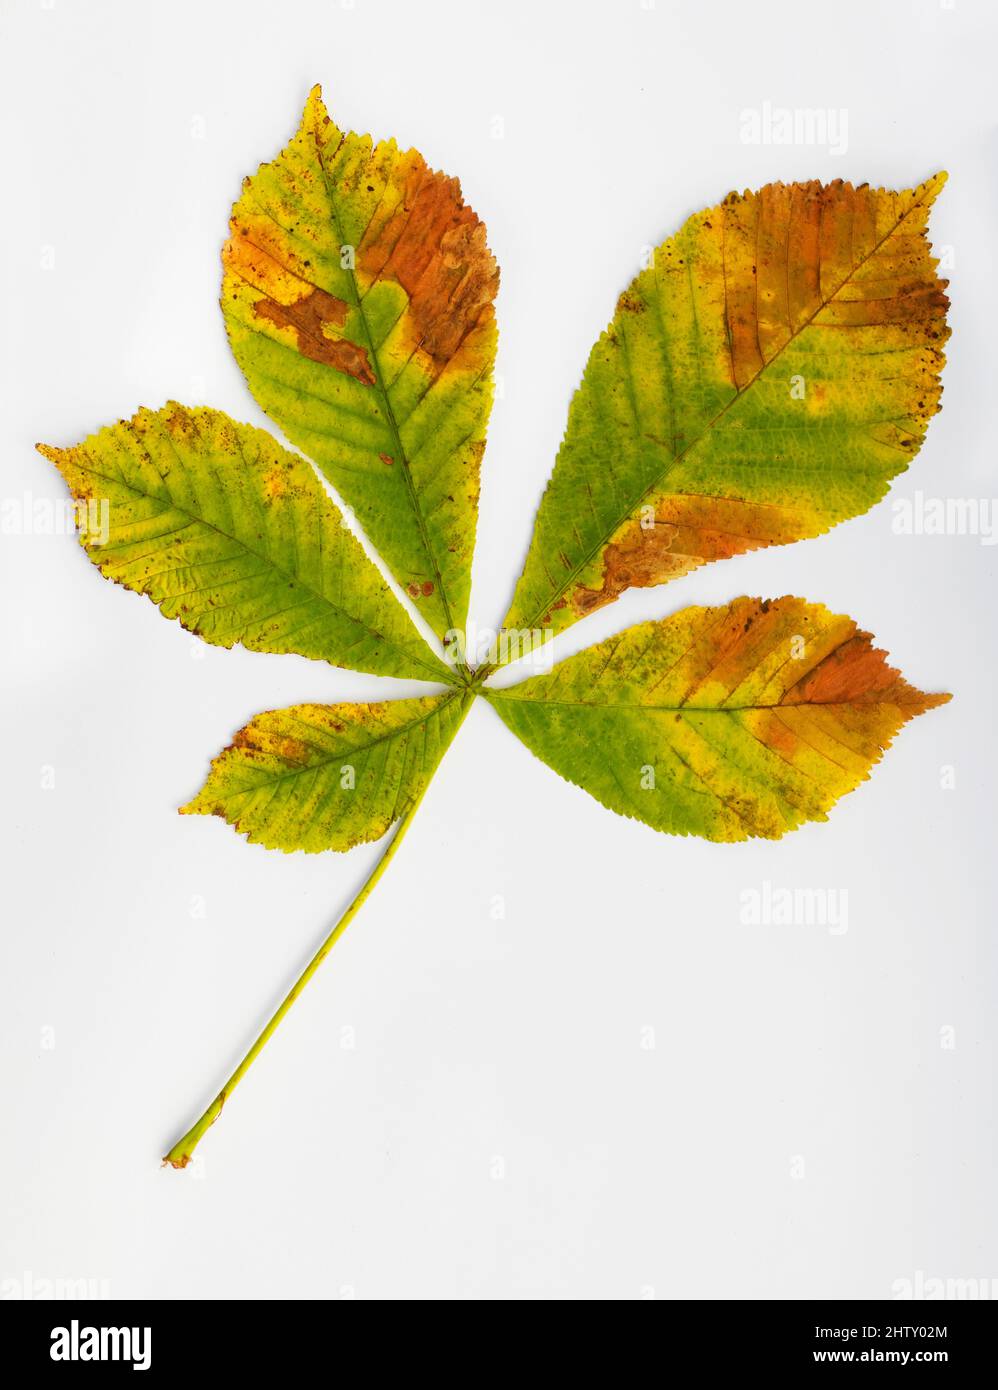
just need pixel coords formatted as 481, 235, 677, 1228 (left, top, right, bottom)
310, 115, 458, 639
486, 692, 922, 712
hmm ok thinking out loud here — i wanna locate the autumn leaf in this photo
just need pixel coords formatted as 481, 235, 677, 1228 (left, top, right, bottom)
487, 597, 949, 841
222, 84, 498, 645
38, 403, 454, 685
183, 691, 471, 853
502, 177, 950, 646
36, 86, 953, 1169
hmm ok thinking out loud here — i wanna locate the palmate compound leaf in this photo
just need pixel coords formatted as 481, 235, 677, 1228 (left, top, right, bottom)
182, 690, 472, 852
38, 403, 454, 685
502, 177, 950, 649
35, 87, 957, 1170
222, 85, 499, 647
486, 597, 950, 842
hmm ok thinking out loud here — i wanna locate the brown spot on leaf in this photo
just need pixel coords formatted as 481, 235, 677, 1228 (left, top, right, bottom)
223, 213, 375, 386
617, 290, 646, 314
262, 465, 288, 500
164, 405, 193, 438
253, 289, 376, 385
278, 736, 308, 762
569, 495, 807, 618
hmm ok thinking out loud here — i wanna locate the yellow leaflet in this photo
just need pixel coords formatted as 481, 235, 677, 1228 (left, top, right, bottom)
183, 692, 471, 852
38, 403, 453, 684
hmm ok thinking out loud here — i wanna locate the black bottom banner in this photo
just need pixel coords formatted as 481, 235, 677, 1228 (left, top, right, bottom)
1, 1297, 994, 1374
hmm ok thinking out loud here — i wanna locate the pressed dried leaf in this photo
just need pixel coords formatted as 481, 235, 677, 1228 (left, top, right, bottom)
35, 75, 957, 1167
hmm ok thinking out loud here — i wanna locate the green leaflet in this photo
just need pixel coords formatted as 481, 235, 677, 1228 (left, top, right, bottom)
183, 691, 471, 852
486, 598, 948, 842
502, 177, 949, 648
222, 86, 499, 644
38, 403, 453, 685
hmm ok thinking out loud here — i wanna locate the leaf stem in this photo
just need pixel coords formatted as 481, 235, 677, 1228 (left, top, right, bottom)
163, 784, 432, 1170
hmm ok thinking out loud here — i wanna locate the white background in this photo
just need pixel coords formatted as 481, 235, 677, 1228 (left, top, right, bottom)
1, 0, 996, 1300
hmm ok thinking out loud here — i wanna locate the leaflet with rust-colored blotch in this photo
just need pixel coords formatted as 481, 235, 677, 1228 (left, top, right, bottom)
487, 597, 949, 841
222, 85, 499, 645
503, 177, 949, 648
